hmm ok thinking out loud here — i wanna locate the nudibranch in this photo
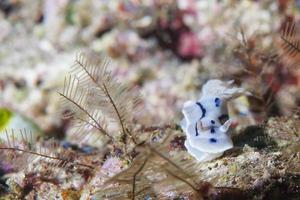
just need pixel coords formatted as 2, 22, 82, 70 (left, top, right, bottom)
181, 80, 250, 162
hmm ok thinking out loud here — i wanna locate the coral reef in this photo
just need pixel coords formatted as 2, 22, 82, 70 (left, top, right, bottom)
0, 0, 299, 200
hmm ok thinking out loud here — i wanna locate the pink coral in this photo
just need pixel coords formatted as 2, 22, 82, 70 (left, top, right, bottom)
178, 31, 202, 59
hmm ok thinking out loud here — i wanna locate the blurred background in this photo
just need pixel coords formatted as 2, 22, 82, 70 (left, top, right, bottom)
0, 0, 299, 139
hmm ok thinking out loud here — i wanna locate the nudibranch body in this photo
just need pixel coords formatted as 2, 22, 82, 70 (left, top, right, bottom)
181, 80, 249, 162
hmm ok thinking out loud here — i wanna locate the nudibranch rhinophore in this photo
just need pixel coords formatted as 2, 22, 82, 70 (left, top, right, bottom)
181, 79, 250, 162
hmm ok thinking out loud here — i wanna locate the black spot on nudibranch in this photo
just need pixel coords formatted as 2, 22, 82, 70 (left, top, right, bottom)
211, 120, 215, 124
195, 123, 199, 136
196, 102, 206, 119
215, 97, 221, 107
209, 138, 217, 143
210, 128, 215, 133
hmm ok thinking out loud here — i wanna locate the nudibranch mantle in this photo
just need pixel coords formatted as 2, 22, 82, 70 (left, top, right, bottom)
181, 79, 249, 162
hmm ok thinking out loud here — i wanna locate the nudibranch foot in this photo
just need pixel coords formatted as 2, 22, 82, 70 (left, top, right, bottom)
184, 140, 223, 162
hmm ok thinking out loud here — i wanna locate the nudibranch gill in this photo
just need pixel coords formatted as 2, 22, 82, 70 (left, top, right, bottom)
181, 79, 250, 162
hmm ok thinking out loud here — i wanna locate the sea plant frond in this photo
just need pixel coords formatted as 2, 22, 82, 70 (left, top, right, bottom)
0, 129, 95, 171
280, 21, 300, 57
62, 51, 141, 146
59, 74, 113, 142
94, 130, 205, 200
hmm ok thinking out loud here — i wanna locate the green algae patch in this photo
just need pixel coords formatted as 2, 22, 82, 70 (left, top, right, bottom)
0, 108, 13, 131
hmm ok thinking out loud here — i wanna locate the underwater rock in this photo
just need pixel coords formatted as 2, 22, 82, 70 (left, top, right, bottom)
182, 115, 300, 199
1, 114, 299, 199
232, 125, 277, 150
265, 115, 300, 147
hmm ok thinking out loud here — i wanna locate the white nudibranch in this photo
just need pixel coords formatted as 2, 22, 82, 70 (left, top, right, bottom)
181, 79, 250, 162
